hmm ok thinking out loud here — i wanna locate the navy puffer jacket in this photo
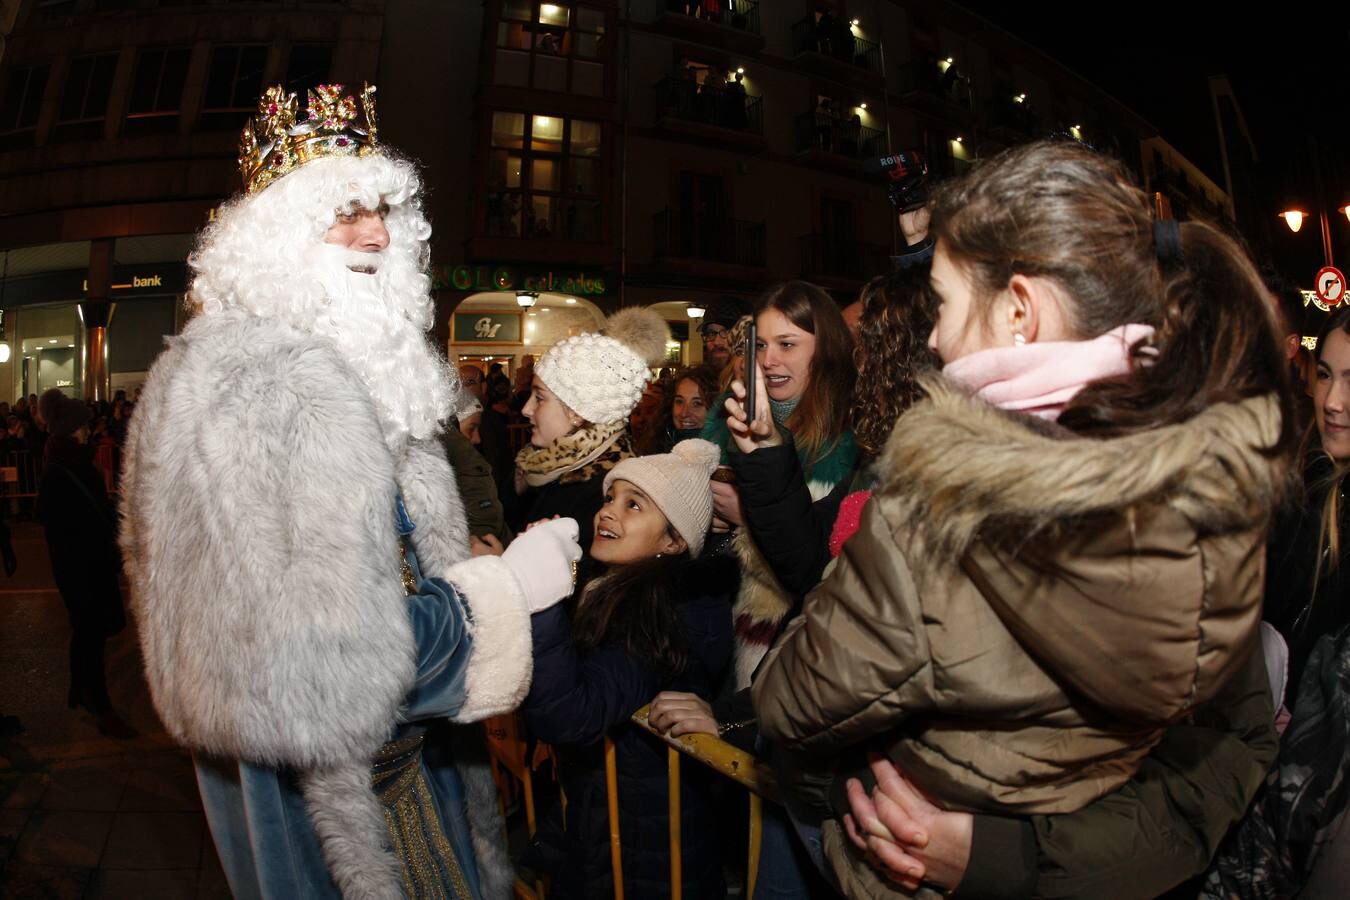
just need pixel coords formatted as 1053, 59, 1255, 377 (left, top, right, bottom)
522, 554, 736, 900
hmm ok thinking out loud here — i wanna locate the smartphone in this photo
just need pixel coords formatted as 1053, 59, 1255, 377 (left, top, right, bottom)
743, 319, 758, 423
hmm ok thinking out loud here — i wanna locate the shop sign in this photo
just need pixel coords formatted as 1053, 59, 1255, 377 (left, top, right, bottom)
452, 311, 522, 344
436, 264, 607, 296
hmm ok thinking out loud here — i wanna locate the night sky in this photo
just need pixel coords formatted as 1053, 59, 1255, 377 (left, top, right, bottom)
960, 1, 1350, 285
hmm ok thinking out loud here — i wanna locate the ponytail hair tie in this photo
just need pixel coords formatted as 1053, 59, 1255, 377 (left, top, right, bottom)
1153, 219, 1184, 264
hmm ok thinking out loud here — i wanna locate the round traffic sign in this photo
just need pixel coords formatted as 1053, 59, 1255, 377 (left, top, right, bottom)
1316, 266, 1345, 306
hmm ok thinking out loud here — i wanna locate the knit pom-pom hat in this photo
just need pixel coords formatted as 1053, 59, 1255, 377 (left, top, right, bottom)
604, 439, 720, 557
536, 307, 669, 426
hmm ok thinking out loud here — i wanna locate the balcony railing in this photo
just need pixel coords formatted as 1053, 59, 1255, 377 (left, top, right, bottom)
664, 0, 761, 35
799, 234, 891, 281
895, 60, 972, 110
654, 77, 764, 135
794, 112, 885, 159
789, 17, 881, 75
653, 209, 766, 268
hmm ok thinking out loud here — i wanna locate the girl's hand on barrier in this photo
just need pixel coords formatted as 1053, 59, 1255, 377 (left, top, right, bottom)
844, 755, 973, 893
648, 692, 719, 737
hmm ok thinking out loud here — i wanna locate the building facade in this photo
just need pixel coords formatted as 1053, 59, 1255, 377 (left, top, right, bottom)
0, 0, 1222, 397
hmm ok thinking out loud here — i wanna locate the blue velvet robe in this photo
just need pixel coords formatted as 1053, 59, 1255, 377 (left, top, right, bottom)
195, 502, 487, 900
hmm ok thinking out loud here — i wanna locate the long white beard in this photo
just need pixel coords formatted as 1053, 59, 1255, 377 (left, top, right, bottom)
304, 244, 455, 453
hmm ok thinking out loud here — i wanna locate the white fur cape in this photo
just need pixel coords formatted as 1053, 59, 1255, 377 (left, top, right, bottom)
120, 310, 528, 899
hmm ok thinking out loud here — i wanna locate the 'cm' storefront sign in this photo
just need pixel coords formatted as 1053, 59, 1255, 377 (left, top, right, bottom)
439, 265, 607, 296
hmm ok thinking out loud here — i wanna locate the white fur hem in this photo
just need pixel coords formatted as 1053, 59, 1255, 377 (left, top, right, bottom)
443, 556, 532, 723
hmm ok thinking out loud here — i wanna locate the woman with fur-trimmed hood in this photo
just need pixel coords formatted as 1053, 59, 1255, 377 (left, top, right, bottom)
120, 85, 581, 900
749, 141, 1297, 898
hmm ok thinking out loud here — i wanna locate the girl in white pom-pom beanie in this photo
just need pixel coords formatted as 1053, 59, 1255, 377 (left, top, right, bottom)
515, 307, 670, 553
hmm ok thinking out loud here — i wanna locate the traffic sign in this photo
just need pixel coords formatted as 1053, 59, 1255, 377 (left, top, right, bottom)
1315, 266, 1345, 306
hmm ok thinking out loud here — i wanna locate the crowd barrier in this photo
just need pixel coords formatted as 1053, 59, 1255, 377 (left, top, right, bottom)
486, 705, 780, 900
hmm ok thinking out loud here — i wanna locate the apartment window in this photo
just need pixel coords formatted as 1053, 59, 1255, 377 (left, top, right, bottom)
52, 53, 118, 142
284, 44, 334, 94
0, 64, 50, 151
201, 45, 268, 132
124, 47, 190, 136
495, 2, 607, 96
486, 111, 602, 241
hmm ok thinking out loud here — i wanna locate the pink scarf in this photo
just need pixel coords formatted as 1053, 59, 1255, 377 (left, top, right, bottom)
943, 324, 1155, 419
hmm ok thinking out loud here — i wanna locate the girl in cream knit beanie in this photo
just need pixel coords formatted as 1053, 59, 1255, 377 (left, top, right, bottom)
603, 439, 720, 557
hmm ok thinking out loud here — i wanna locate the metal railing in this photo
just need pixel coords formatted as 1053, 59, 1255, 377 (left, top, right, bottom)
654, 77, 764, 135
664, 0, 760, 34
895, 60, 973, 110
793, 112, 886, 159
488, 705, 781, 900
798, 234, 891, 281
652, 209, 766, 267
789, 17, 881, 75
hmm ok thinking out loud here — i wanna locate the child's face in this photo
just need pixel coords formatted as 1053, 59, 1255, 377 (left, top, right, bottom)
591, 479, 685, 566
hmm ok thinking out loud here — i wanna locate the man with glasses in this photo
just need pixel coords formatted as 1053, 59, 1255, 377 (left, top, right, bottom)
699, 295, 751, 372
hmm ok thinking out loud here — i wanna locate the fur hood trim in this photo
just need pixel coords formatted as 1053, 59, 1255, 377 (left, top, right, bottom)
879, 378, 1286, 569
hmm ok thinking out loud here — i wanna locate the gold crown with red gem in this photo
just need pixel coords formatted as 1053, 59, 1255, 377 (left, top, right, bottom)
238, 83, 379, 194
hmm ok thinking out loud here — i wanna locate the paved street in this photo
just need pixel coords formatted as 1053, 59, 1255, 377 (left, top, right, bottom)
0, 521, 228, 899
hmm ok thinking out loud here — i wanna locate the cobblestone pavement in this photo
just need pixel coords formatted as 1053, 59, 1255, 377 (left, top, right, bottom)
0, 521, 228, 899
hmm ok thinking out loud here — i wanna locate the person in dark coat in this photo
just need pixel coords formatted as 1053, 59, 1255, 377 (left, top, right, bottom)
1265, 304, 1350, 712
35, 389, 135, 739
521, 440, 733, 900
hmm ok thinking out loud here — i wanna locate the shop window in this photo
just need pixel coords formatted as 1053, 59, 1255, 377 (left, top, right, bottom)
124, 47, 190, 137
486, 111, 603, 241
284, 44, 334, 94
52, 53, 118, 143
0, 64, 49, 152
200, 44, 268, 132
495, 2, 608, 96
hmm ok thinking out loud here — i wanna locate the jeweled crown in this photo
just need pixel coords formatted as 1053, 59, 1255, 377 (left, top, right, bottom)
238, 83, 379, 194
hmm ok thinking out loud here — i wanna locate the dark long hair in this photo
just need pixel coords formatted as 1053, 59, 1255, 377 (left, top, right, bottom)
1308, 305, 1350, 580
571, 549, 691, 681
852, 267, 938, 457
929, 140, 1296, 458
755, 281, 855, 465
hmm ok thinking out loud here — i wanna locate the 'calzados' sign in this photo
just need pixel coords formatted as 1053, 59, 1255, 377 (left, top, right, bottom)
438, 265, 606, 296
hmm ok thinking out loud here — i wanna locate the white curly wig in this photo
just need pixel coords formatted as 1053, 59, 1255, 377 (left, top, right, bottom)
189, 153, 456, 449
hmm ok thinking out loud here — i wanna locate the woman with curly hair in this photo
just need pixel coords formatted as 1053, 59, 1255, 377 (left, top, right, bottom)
851, 268, 939, 459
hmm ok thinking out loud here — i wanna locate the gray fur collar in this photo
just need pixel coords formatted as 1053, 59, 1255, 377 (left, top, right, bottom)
878, 377, 1287, 568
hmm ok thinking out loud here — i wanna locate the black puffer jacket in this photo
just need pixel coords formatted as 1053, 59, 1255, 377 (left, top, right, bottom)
522, 554, 736, 900
1265, 453, 1350, 709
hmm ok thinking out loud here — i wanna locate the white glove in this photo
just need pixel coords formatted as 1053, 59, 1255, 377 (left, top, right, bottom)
500, 517, 583, 613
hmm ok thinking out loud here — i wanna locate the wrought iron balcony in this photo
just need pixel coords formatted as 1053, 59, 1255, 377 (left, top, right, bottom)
663, 0, 761, 35
794, 112, 885, 159
652, 209, 766, 268
654, 77, 764, 135
789, 17, 881, 76
798, 234, 890, 282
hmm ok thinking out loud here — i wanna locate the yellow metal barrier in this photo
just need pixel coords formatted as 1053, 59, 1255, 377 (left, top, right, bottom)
489, 707, 782, 900
628, 704, 781, 900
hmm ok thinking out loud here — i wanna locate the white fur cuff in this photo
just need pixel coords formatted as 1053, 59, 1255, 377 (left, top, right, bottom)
443, 556, 532, 723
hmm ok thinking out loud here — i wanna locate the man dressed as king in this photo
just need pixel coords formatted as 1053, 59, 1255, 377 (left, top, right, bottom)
119, 84, 582, 899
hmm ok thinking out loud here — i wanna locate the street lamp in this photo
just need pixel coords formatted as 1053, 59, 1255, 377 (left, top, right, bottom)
516, 291, 538, 308
1279, 195, 1350, 267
